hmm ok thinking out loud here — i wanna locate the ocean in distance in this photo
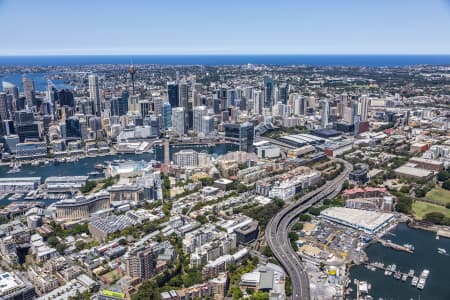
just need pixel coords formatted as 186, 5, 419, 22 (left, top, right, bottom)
1, 54, 450, 67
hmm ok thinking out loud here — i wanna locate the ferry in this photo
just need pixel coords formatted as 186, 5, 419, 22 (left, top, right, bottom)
437, 248, 448, 255
411, 276, 419, 287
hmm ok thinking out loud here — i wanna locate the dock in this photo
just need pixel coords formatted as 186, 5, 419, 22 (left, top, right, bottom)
376, 238, 413, 253
437, 230, 450, 239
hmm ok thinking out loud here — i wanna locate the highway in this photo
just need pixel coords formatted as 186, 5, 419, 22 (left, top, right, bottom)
265, 159, 353, 300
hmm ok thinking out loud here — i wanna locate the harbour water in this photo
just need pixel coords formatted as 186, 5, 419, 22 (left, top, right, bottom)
349, 223, 450, 300
0, 143, 235, 206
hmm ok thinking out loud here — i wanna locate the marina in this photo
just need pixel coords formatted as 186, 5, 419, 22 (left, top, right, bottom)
349, 223, 450, 299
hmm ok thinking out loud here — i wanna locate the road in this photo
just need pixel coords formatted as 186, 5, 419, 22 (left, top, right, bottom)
265, 159, 352, 300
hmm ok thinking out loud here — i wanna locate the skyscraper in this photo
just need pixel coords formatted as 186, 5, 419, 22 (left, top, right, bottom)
22, 76, 35, 108
193, 106, 208, 134
278, 83, 288, 104
0, 93, 8, 121
224, 122, 254, 152
178, 81, 189, 111
264, 77, 275, 109
162, 102, 172, 130
253, 90, 263, 115
171, 107, 185, 136
88, 74, 101, 116
119, 90, 129, 116
2, 81, 19, 100
167, 82, 179, 108
320, 99, 329, 128
126, 245, 156, 280
359, 95, 369, 121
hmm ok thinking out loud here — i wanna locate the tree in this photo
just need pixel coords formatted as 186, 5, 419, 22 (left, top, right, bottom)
423, 212, 445, 224
437, 171, 450, 182
132, 280, 160, 300
443, 180, 450, 191
298, 214, 312, 222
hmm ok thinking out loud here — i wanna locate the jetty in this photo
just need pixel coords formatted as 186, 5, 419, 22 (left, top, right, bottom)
376, 238, 413, 253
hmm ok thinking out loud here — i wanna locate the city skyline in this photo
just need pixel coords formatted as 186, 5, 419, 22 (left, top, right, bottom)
2, 0, 450, 55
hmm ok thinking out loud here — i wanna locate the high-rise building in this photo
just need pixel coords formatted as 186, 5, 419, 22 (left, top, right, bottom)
153, 97, 163, 115
22, 77, 35, 108
264, 77, 275, 108
118, 90, 129, 116
2, 81, 19, 100
278, 83, 288, 104
253, 90, 263, 115
56, 89, 74, 107
139, 100, 150, 118
110, 97, 120, 116
171, 107, 185, 136
167, 82, 179, 108
0, 93, 8, 121
162, 102, 172, 130
88, 74, 101, 116
201, 115, 215, 136
224, 122, 254, 152
126, 245, 156, 281
360, 95, 369, 121
193, 106, 208, 134
179, 81, 189, 111
320, 99, 329, 128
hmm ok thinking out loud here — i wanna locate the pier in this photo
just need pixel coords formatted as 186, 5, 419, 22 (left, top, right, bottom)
376, 238, 413, 253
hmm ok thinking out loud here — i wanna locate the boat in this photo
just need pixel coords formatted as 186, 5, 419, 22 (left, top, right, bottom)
391, 264, 397, 272
403, 243, 415, 251
88, 171, 101, 176
31, 160, 40, 167
94, 163, 105, 170
411, 276, 419, 287
437, 248, 448, 255
394, 271, 401, 280
417, 278, 426, 290
420, 269, 430, 278
408, 269, 415, 277
402, 274, 408, 282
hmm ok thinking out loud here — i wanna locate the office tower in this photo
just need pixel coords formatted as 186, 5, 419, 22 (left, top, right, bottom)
352, 100, 360, 123
179, 81, 188, 111
139, 100, 150, 118
119, 90, 129, 116
126, 245, 156, 280
22, 76, 35, 108
153, 97, 163, 115
320, 99, 329, 128
150, 116, 160, 137
278, 83, 288, 104
308, 96, 317, 109
128, 95, 139, 113
227, 89, 236, 108
213, 97, 221, 114
57, 89, 74, 107
88, 74, 101, 116
14, 110, 34, 125
162, 102, 172, 130
171, 107, 185, 136
0, 93, 7, 121
253, 90, 263, 115
89, 116, 102, 131
193, 106, 208, 134
343, 106, 354, 123
2, 120, 15, 136
167, 82, 179, 108
338, 93, 348, 117
360, 95, 369, 121
243, 86, 253, 100
264, 77, 275, 108
66, 117, 81, 138
110, 97, 119, 116
201, 115, 215, 135
2, 81, 19, 101
224, 122, 254, 152
192, 83, 202, 107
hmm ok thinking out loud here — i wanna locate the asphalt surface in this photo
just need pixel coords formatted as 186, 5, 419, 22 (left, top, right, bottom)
265, 159, 353, 300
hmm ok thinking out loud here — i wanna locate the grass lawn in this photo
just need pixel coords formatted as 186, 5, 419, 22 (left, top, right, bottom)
100, 269, 123, 284
412, 201, 450, 220
425, 187, 450, 205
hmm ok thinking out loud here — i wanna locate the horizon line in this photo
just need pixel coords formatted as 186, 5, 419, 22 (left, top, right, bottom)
2, 53, 450, 57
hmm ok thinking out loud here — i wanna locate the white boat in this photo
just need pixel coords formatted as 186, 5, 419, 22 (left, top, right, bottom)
420, 269, 430, 278
411, 276, 419, 287
408, 269, 415, 277
402, 274, 408, 282
437, 248, 448, 255
417, 278, 426, 290
403, 243, 415, 251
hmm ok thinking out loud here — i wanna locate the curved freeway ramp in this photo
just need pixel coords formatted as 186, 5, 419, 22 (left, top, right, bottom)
265, 159, 352, 300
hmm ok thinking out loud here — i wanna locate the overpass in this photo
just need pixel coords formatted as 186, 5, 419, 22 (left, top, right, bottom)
265, 159, 352, 300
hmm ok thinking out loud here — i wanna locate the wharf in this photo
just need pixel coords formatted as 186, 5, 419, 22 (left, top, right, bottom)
376, 238, 413, 253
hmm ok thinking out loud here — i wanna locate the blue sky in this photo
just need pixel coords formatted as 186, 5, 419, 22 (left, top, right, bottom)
1, 0, 450, 55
